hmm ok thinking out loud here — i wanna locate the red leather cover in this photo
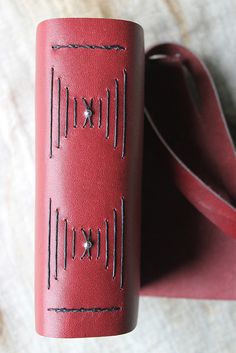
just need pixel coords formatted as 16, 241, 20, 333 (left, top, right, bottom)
35, 18, 144, 338
141, 43, 236, 300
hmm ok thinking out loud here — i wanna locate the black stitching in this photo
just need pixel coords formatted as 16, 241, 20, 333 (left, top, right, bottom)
106, 89, 110, 138
97, 228, 101, 259
57, 77, 61, 148
113, 209, 117, 278
49, 67, 54, 158
65, 87, 69, 137
81, 228, 92, 259
122, 69, 127, 158
73, 97, 77, 128
72, 228, 76, 259
64, 219, 68, 270
98, 98, 102, 128
114, 79, 119, 148
120, 197, 125, 288
48, 306, 122, 313
55, 208, 59, 280
52, 44, 126, 51
105, 219, 109, 268
47, 198, 52, 289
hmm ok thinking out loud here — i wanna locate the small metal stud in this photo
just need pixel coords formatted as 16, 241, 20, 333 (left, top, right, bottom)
82, 98, 94, 127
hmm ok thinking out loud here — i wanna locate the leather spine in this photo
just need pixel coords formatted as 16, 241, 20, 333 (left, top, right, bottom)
35, 18, 144, 338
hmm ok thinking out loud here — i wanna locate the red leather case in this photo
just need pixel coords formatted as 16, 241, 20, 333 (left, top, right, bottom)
35, 18, 144, 338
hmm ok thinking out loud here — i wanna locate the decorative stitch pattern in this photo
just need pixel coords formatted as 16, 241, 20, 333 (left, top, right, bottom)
47, 198, 52, 289
55, 208, 59, 280
97, 228, 101, 259
49, 69, 127, 157
48, 306, 122, 313
114, 79, 119, 148
47, 197, 126, 289
122, 69, 127, 158
98, 98, 102, 128
65, 87, 69, 137
64, 219, 68, 270
73, 97, 77, 128
105, 219, 109, 269
57, 78, 61, 148
113, 209, 117, 278
120, 196, 125, 289
49, 67, 54, 158
72, 228, 76, 259
52, 44, 126, 51
105, 89, 110, 138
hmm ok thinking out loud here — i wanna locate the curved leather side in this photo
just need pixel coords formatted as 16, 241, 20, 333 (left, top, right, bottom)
145, 43, 236, 240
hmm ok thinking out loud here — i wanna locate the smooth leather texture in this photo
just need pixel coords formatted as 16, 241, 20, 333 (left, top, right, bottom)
35, 18, 236, 338
141, 43, 236, 299
35, 18, 144, 338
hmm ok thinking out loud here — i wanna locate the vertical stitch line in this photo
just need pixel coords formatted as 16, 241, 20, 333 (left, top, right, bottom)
122, 69, 127, 158
120, 196, 125, 288
98, 98, 102, 128
50, 67, 54, 158
55, 208, 59, 280
113, 209, 117, 278
48, 306, 122, 313
88, 228, 92, 259
105, 220, 109, 268
106, 89, 110, 138
64, 219, 68, 270
57, 77, 61, 148
81, 227, 87, 241
97, 228, 101, 259
73, 97, 77, 127
72, 228, 76, 259
80, 228, 86, 259
65, 87, 69, 137
47, 198, 52, 289
114, 79, 119, 148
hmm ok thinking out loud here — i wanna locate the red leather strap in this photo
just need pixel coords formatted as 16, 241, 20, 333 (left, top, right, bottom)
145, 43, 236, 241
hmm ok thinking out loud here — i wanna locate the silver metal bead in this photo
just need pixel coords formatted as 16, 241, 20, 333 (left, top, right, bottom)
83, 240, 93, 249
84, 108, 93, 119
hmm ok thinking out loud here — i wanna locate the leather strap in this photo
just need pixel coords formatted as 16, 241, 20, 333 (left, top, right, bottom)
145, 43, 236, 241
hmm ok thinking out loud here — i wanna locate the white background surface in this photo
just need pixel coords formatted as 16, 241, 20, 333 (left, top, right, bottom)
0, 0, 236, 352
